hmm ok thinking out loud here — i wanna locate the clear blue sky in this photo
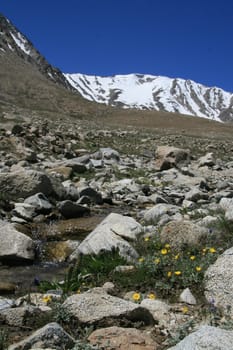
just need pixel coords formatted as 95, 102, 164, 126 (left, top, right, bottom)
1, 0, 233, 92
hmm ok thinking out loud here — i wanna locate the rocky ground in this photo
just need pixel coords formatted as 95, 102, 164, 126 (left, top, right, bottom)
1, 116, 233, 349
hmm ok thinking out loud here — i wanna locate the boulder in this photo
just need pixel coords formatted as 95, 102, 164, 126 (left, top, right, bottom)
168, 325, 233, 350
72, 213, 143, 261
8, 322, 75, 350
160, 220, 209, 249
79, 187, 103, 204
155, 146, 190, 171
13, 203, 36, 221
0, 297, 14, 311
185, 187, 208, 202
198, 152, 215, 167
0, 170, 65, 200
205, 247, 233, 317
0, 220, 35, 264
24, 193, 52, 214
62, 288, 154, 325
57, 200, 90, 219
144, 204, 180, 225
88, 326, 157, 350
0, 305, 48, 327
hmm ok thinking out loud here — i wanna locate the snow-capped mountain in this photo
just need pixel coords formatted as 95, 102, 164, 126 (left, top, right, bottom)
0, 14, 72, 90
65, 73, 233, 122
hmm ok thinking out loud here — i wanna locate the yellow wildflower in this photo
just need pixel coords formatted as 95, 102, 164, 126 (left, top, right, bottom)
209, 247, 216, 253
148, 293, 156, 300
182, 306, 189, 314
132, 293, 141, 301
42, 295, 52, 303
144, 236, 150, 242
161, 248, 168, 255
190, 255, 196, 260
196, 266, 202, 272
138, 257, 145, 263
174, 254, 180, 260
202, 248, 207, 254
167, 271, 172, 278
174, 271, 182, 276
165, 244, 171, 249
154, 258, 160, 264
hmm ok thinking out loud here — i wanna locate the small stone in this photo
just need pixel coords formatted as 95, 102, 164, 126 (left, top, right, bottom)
179, 288, 197, 305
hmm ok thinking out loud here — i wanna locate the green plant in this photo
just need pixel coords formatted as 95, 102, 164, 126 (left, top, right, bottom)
112, 236, 220, 300
40, 248, 128, 293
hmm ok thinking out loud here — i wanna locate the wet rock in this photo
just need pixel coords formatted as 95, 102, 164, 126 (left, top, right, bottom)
63, 288, 154, 325
8, 322, 75, 350
168, 325, 233, 350
45, 240, 80, 262
88, 326, 158, 350
0, 220, 35, 264
57, 200, 90, 219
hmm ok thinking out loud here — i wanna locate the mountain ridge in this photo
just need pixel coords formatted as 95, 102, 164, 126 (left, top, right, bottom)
1, 13, 233, 123
65, 72, 233, 122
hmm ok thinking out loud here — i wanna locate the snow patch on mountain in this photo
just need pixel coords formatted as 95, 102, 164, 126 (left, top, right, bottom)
65, 73, 233, 121
10, 32, 31, 55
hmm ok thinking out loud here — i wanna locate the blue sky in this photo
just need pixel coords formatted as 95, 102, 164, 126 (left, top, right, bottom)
1, 0, 233, 92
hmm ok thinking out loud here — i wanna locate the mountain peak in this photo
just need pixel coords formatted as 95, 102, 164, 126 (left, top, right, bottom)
65, 73, 233, 121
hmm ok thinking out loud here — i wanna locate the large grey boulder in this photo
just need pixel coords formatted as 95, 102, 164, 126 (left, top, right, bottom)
8, 322, 75, 350
63, 288, 154, 325
0, 220, 35, 263
168, 325, 233, 350
72, 213, 142, 260
205, 247, 233, 317
0, 170, 65, 200
144, 204, 180, 225
160, 220, 209, 249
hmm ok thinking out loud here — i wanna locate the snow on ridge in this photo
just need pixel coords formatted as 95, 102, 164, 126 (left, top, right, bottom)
10, 31, 31, 55
64, 72, 232, 121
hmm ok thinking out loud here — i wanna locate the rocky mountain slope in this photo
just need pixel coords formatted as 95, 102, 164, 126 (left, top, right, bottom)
0, 14, 72, 89
65, 73, 233, 122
